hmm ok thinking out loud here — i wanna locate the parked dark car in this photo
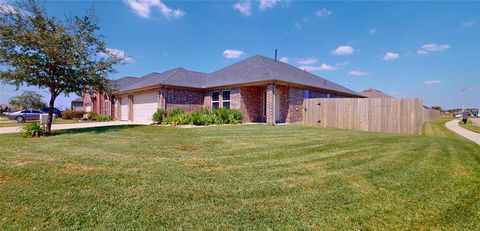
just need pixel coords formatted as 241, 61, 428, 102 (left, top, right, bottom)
5, 109, 45, 122
41, 107, 62, 117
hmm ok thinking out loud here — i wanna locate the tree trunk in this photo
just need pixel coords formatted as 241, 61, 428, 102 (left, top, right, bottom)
46, 93, 57, 135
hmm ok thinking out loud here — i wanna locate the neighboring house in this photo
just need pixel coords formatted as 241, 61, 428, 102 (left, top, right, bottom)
361, 88, 394, 98
71, 98, 84, 111
0, 103, 14, 113
84, 55, 364, 124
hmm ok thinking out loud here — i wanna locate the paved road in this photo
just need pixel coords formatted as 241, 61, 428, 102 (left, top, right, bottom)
445, 119, 480, 145
0, 121, 146, 134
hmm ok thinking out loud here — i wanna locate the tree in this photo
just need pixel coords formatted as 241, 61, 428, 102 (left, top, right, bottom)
9, 90, 46, 109
430, 106, 442, 111
0, 0, 123, 134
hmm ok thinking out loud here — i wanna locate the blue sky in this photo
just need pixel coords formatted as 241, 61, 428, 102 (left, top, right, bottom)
0, 0, 479, 110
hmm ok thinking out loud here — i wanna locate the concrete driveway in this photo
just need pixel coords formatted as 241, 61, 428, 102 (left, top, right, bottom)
0, 121, 147, 134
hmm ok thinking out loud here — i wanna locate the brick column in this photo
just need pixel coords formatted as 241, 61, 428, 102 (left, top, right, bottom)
266, 83, 275, 125
114, 98, 120, 120
128, 95, 133, 121
158, 89, 165, 109
99, 93, 104, 115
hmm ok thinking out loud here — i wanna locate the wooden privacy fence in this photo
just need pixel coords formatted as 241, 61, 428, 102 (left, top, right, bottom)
423, 108, 441, 122
303, 98, 440, 135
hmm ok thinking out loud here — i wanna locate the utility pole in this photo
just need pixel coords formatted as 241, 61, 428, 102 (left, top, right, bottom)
462, 88, 465, 112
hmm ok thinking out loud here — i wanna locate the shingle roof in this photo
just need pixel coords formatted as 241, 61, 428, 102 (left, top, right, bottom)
361, 88, 394, 98
208, 55, 360, 96
114, 55, 362, 97
112, 76, 141, 90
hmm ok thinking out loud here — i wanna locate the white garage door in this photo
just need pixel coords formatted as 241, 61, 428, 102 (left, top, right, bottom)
120, 97, 129, 121
133, 93, 158, 123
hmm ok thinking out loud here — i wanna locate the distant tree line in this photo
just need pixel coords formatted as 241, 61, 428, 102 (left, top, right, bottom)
9, 91, 46, 110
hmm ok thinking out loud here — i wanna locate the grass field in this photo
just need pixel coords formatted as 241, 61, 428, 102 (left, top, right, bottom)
1, 119, 479, 229
459, 119, 480, 134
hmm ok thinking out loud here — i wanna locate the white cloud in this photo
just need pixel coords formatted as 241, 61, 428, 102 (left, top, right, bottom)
299, 63, 338, 71
279, 57, 289, 63
294, 22, 302, 30
259, 0, 278, 10
233, 1, 251, 16
0, 2, 17, 14
416, 50, 428, 55
99, 48, 133, 63
331, 45, 354, 56
416, 43, 451, 55
336, 61, 349, 67
462, 20, 476, 28
315, 8, 331, 17
223, 49, 245, 59
348, 70, 368, 76
383, 52, 399, 60
296, 58, 318, 65
369, 28, 377, 34
0, 1, 28, 15
124, 0, 185, 19
424, 80, 442, 85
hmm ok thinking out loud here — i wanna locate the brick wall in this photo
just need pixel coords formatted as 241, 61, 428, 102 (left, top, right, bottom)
286, 87, 304, 124
164, 88, 204, 112
276, 85, 289, 123
240, 86, 265, 123
229, 88, 241, 110
83, 93, 93, 111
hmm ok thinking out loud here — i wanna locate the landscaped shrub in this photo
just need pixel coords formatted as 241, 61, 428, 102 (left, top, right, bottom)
152, 108, 167, 123
161, 108, 243, 126
168, 108, 185, 117
83, 111, 98, 120
185, 109, 218, 125
213, 108, 244, 124
227, 109, 243, 124
94, 114, 112, 122
20, 122, 45, 137
61, 110, 84, 120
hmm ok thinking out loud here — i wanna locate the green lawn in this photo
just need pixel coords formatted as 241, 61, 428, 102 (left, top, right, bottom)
459, 119, 480, 134
1, 119, 479, 229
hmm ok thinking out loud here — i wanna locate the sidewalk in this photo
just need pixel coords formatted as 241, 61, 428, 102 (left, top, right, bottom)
0, 121, 146, 134
445, 119, 480, 145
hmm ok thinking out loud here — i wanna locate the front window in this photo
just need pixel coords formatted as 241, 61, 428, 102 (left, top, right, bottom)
212, 92, 219, 109
222, 91, 230, 109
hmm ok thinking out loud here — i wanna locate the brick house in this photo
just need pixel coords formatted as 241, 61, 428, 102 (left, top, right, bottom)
83, 55, 363, 124
361, 88, 394, 98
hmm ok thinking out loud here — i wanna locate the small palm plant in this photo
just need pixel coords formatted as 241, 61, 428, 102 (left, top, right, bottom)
20, 122, 46, 137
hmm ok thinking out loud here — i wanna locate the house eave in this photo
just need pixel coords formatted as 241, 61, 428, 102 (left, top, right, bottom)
113, 79, 364, 98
